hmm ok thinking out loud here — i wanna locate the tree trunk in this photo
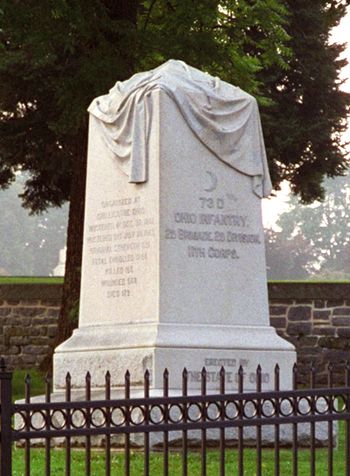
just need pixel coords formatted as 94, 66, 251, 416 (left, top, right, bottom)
41, 0, 138, 372
41, 128, 87, 372
57, 131, 88, 342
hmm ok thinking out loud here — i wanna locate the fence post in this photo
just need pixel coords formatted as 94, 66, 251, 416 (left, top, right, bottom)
0, 359, 13, 476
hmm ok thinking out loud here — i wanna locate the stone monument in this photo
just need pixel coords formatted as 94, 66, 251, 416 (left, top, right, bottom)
53, 246, 66, 276
53, 60, 295, 393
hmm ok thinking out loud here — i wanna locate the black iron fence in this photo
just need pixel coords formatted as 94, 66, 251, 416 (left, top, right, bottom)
1, 360, 350, 475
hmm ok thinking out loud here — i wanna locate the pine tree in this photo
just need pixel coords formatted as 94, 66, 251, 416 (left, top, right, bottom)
262, 0, 350, 202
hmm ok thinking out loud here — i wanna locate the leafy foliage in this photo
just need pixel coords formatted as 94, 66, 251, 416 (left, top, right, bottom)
0, 0, 138, 211
0, 1, 293, 212
265, 228, 314, 280
265, 175, 350, 280
137, 0, 291, 99
0, 1, 348, 208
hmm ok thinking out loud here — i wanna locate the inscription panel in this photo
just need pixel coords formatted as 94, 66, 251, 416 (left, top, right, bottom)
152, 347, 281, 391
187, 357, 270, 386
163, 177, 262, 263
159, 131, 270, 327
77, 116, 159, 326
85, 195, 156, 300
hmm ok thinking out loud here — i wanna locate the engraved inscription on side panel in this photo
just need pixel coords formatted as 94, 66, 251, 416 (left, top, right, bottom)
164, 171, 262, 260
188, 357, 270, 386
86, 195, 155, 299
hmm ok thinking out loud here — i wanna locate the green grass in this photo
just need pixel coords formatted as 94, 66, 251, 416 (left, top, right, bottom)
0, 276, 63, 285
11, 427, 347, 476
12, 369, 46, 402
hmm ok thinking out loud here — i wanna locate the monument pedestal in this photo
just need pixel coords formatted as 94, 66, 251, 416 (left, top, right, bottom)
54, 63, 295, 393
54, 323, 294, 391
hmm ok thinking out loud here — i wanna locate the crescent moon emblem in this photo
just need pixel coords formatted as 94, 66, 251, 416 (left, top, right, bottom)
204, 171, 217, 192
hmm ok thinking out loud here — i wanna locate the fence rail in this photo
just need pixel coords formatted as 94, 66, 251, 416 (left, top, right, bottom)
1, 359, 350, 475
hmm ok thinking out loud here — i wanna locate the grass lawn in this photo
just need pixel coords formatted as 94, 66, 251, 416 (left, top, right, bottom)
0, 276, 63, 285
12, 369, 47, 402
11, 431, 347, 475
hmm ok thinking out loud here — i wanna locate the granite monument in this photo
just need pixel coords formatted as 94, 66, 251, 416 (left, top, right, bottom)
53, 60, 296, 392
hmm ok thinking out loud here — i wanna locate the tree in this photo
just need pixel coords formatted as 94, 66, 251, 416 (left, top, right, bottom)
0, 175, 67, 276
0, 1, 349, 362
262, 0, 350, 203
265, 175, 350, 280
264, 228, 314, 280
0, 0, 139, 352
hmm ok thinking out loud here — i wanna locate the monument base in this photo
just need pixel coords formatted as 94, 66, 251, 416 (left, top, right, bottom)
53, 323, 295, 391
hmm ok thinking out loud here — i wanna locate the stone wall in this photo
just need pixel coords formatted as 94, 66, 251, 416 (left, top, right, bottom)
1, 282, 350, 385
0, 284, 61, 369
269, 282, 350, 386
